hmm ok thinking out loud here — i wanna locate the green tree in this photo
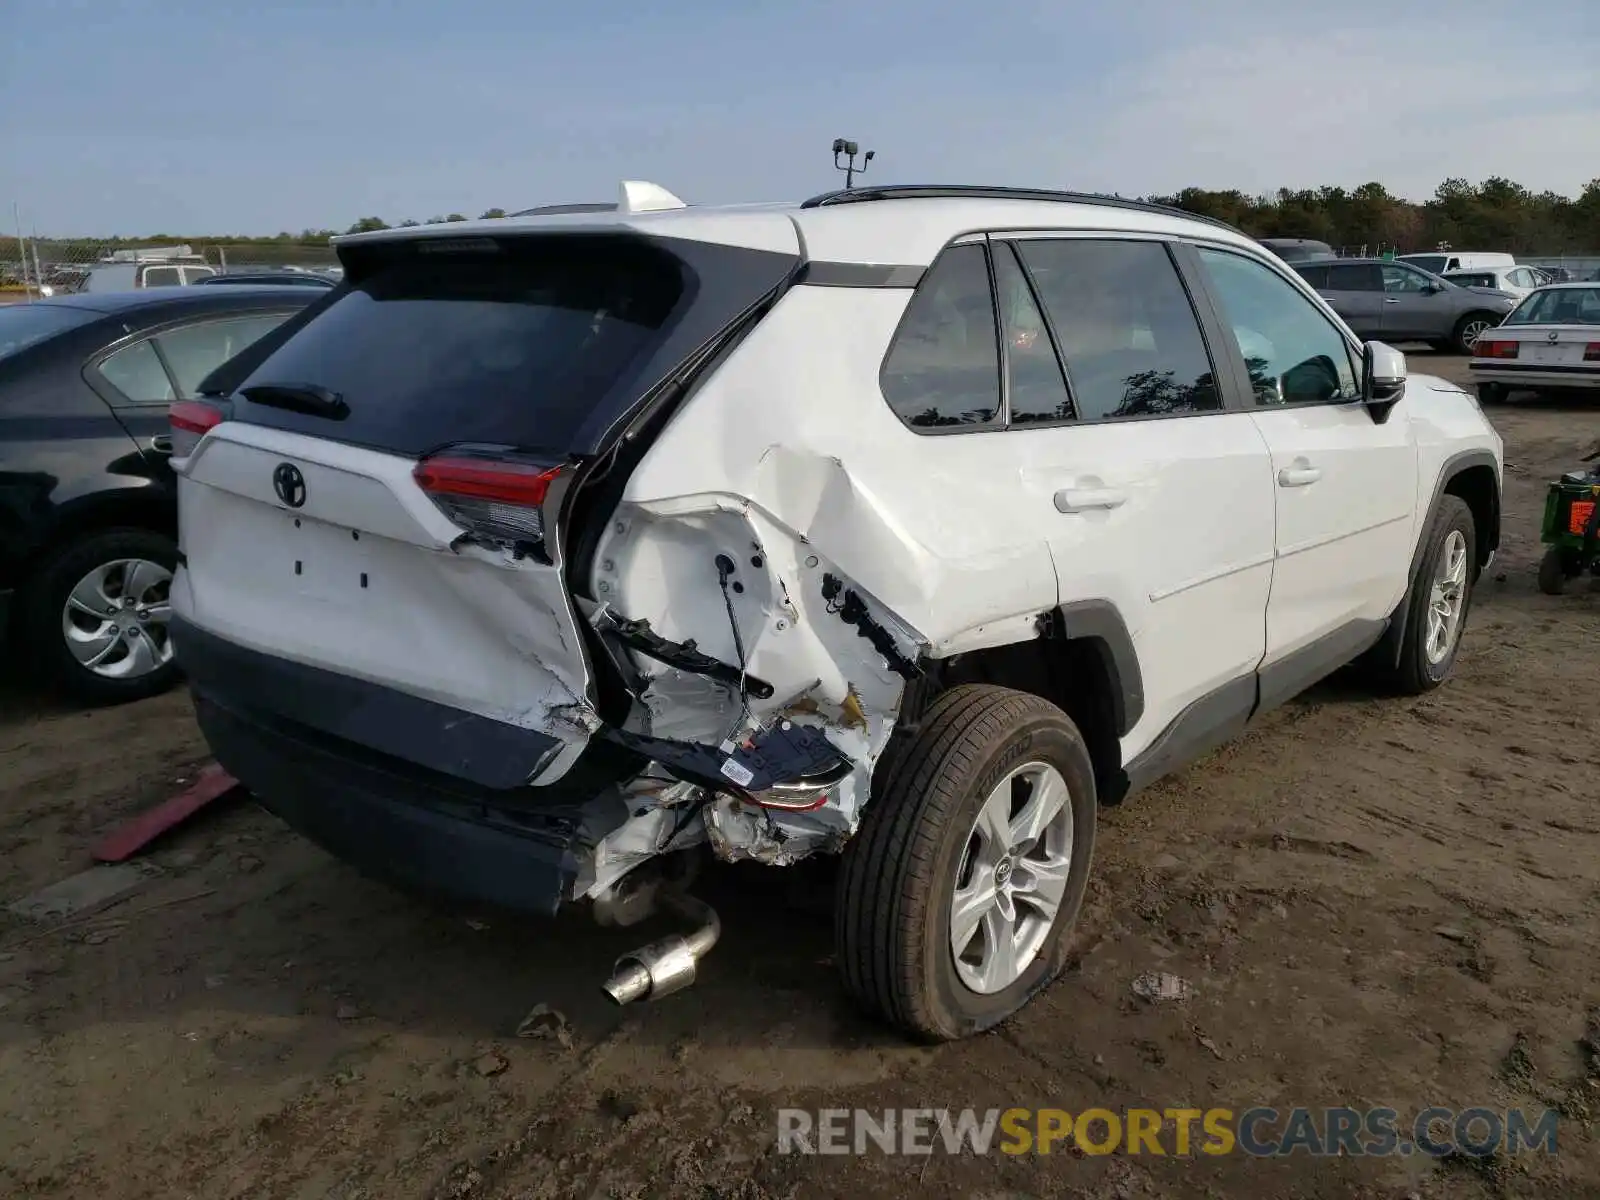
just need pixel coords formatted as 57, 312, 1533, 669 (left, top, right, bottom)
480, 208, 507, 219
346, 217, 389, 234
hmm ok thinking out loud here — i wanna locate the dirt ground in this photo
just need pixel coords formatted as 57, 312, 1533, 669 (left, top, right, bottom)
2, 355, 1598, 1200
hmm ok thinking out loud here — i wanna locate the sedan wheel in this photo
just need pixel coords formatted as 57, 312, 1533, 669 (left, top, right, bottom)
61, 558, 175, 680
19, 527, 183, 705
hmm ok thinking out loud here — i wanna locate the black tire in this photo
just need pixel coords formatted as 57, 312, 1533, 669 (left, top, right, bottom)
1379, 496, 1477, 695
1454, 313, 1499, 355
1537, 547, 1570, 596
835, 684, 1097, 1041
17, 527, 180, 705
1476, 383, 1508, 405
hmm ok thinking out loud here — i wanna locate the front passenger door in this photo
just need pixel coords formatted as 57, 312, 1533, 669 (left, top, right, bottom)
1191, 246, 1419, 703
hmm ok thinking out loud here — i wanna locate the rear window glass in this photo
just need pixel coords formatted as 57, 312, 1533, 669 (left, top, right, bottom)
233, 236, 683, 456
1504, 287, 1600, 325
0, 304, 94, 361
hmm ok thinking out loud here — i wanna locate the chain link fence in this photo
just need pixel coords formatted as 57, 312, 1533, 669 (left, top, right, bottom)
2, 236, 339, 301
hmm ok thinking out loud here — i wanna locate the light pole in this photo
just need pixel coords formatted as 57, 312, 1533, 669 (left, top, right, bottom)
832, 138, 875, 189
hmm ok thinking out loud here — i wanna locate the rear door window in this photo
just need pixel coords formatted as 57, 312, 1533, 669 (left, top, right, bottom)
1294, 264, 1330, 288
153, 312, 294, 398
1326, 263, 1382, 291
141, 266, 181, 288
232, 235, 685, 456
880, 242, 1002, 430
1014, 238, 1220, 421
97, 340, 176, 404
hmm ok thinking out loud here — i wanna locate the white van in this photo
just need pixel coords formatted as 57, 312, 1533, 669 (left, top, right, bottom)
1398, 251, 1516, 275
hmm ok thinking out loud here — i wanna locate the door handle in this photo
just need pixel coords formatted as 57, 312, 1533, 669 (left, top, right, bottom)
1055, 486, 1127, 512
1277, 464, 1321, 487
148, 434, 174, 454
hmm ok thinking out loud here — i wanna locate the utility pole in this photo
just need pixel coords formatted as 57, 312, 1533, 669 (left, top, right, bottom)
832, 139, 875, 189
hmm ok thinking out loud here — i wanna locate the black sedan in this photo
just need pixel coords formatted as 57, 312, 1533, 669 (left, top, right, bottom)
1, 286, 320, 703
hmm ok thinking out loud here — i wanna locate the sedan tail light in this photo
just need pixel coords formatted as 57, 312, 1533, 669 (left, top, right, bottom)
1584, 343, 1600, 362
1474, 339, 1520, 360
168, 400, 225, 457
413, 454, 569, 556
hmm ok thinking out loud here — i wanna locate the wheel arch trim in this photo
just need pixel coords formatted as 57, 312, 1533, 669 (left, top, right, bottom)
1050, 599, 1145, 737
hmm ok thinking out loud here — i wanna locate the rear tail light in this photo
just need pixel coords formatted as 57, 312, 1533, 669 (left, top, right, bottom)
1584, 342, 1600, 362
1474, 339, 1519, 359
168, 400, 225, 456
413, 455, 568, 554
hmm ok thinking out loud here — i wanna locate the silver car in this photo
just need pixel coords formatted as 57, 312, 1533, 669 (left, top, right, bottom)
1292, 257, 1518, 353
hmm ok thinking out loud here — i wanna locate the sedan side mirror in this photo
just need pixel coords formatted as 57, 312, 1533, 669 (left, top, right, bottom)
1422, 281, 1445, 294
1362, 341, 1407, 423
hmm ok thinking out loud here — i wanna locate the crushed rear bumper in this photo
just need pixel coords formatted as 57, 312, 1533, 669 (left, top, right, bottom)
175, 616, 622, 915
194, 693, 580, 914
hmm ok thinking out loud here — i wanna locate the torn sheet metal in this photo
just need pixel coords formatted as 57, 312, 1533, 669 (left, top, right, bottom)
573, 777, 707, 901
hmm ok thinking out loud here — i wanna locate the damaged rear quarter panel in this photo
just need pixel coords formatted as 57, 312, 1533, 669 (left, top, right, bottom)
582, 284, 1062, 840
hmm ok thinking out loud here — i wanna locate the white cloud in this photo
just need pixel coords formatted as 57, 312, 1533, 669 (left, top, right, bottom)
1078, 25, 1600, 199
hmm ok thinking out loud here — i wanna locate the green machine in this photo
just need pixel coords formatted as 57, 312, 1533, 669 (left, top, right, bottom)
1538, 446, 1600, 595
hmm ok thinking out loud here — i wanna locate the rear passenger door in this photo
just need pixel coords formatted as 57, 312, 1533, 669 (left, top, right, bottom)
1317, 263, 1385, 338
982, 234, 1277, 762
1189, 245, 1418, 703
1380, 263, 1453, 340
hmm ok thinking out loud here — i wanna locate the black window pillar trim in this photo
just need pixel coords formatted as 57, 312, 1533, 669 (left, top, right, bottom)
1167, 240, 1264, 413
1000, 239, 1080, 423
980, 236, 1009, 427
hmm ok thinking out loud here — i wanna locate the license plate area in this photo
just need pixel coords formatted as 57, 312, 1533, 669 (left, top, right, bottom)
278, 513, 378, 603
1526, 344, 1575, 364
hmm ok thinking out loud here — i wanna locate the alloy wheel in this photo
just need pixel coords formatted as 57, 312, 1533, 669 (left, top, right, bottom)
949, 761, 1076, 995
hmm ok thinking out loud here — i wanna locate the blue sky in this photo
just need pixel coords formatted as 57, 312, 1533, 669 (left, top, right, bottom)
4, 0, 1597, 235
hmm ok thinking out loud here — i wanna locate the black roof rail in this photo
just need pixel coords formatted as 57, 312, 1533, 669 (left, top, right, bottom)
798, 184, 1240, 233
505, 202, 619, 217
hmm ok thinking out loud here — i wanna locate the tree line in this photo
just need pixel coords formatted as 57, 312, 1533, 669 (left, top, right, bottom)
10, 180, 1600, 255
1149, 177, 1600, 256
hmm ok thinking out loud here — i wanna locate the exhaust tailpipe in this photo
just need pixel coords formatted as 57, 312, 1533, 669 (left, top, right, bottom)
601, 892, 721, 1006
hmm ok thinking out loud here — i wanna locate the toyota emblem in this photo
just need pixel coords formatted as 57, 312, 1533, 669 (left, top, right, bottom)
273, 462, 307, 508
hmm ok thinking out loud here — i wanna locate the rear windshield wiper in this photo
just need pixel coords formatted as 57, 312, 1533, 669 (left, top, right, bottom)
239, 382, 349, 420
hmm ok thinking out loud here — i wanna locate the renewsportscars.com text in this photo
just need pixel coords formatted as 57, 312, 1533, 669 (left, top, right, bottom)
776, 1106, 1559, 1158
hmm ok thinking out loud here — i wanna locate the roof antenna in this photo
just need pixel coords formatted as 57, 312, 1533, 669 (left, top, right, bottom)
618, 181, 688, 214
832, 139, 875, 189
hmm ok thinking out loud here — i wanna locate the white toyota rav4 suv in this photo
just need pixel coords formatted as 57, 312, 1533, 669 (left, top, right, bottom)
168, 183, 1502, 1041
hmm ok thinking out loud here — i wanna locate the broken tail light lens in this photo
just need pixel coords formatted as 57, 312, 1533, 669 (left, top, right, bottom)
1474, 340, 1519, 360
413, 455, 567, 551
168, 400, 225, 457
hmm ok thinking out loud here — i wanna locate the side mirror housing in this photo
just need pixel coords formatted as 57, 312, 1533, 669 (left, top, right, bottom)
1362, 341, 1407, 423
